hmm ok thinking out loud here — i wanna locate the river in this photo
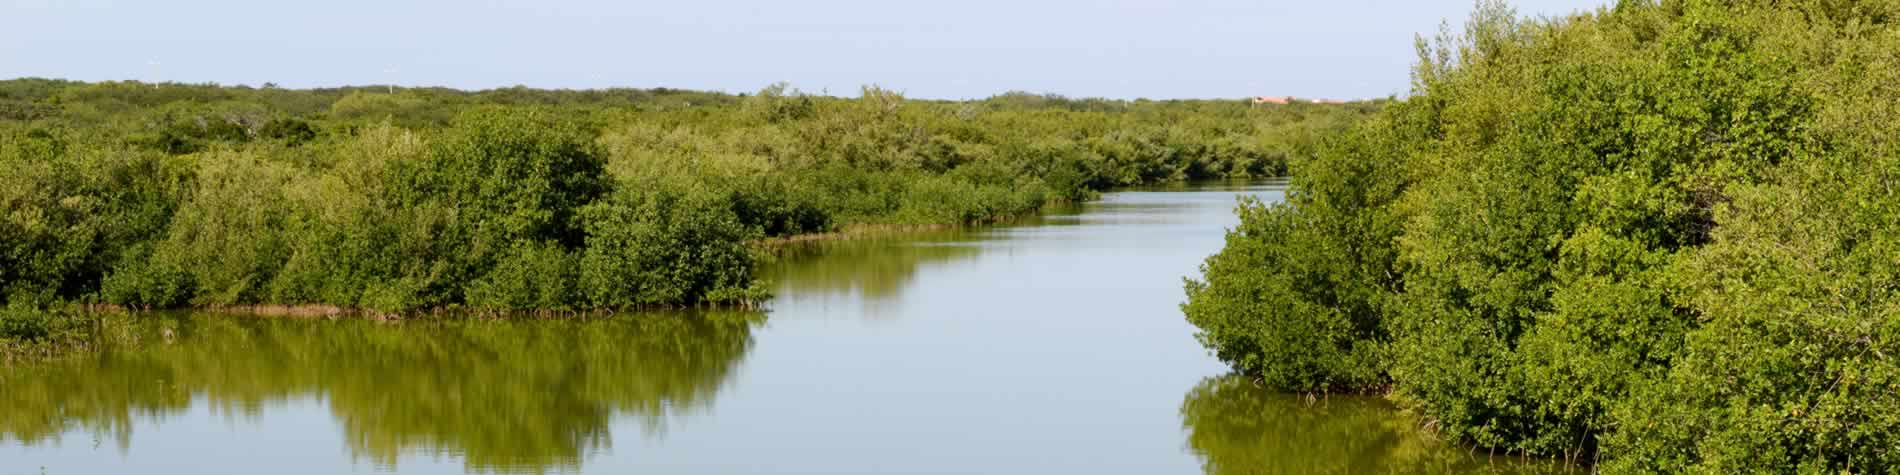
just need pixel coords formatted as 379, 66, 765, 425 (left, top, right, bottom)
0, 181, 1566, 474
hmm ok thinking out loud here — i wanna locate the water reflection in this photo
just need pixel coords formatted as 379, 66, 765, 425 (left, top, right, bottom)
766, 231, 982, 304
1179, 376, 1575, 475
0, 311, 760, 473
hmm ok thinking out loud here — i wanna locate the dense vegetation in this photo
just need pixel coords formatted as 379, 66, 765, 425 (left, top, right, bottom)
1184, 0, 1900, 471
0, 78, 1374, 346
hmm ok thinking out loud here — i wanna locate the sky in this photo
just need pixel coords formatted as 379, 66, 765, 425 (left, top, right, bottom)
2, 0, 1608, 100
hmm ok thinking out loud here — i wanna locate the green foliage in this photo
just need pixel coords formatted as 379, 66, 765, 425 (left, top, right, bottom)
1185, 0, 1900, 470
1183, 117, 1413, 393
0, 77, 1370, 320
328, 90, 453, 128
463, 241, 579, 312
0, 126, 188, 306
401, 108, 607, 246
579, 184, 763, 307
140, 150, 305, 305
0, 99, 59, 121
374, 108, 608, 306
258, 117, 317, 145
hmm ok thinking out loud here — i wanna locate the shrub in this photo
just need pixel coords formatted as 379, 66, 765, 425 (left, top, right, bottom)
464, 242, 578, 312
1184, 0, 1900, 469
579, 183, 762, 308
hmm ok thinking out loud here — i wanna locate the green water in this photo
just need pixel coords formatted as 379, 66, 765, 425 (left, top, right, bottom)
0, 182, 1570, 474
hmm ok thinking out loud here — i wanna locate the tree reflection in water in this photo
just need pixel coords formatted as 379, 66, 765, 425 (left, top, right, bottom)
1180, 375, 1579, 475
0, 310, 761, 474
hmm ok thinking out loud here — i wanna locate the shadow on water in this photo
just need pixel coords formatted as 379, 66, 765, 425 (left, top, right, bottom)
1180, 375, 1579, 475
0, 310, 762, 474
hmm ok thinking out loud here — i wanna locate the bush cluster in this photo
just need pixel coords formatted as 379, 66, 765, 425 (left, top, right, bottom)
1184, 0, 1900, 471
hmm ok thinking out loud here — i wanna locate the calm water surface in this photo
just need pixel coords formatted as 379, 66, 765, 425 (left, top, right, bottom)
1, 182, 1567, 474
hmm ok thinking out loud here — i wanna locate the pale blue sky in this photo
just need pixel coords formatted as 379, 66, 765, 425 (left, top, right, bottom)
3, 0, 1607, 99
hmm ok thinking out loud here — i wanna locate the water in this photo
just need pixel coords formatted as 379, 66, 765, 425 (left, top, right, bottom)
0, 182, 1568, 474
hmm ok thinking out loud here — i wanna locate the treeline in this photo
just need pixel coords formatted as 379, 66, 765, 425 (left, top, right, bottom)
0, 79, 1375, 324
1184, 0, 1900, 472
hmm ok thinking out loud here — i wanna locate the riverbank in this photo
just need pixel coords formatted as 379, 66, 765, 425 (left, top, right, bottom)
0, 197, 1063, 364
0, 205, 1027, 363
0, 179, 1147, 367
760, 223, 958, 246
2, 79, 1374, 316
0, 307, 116, 366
